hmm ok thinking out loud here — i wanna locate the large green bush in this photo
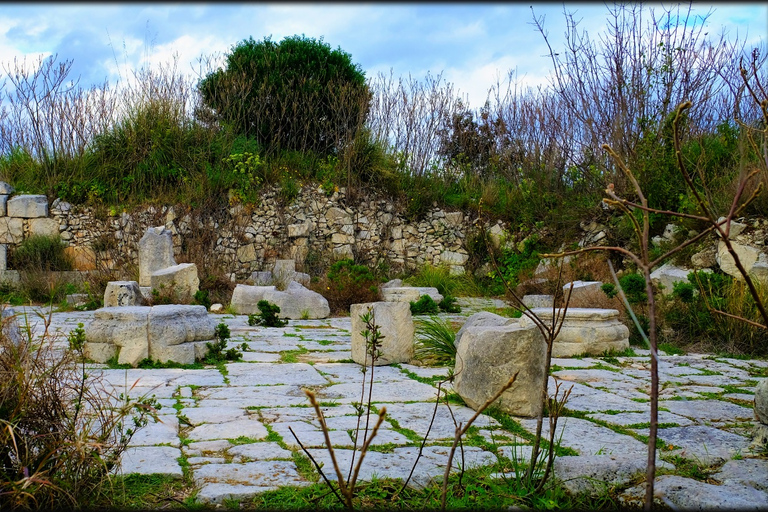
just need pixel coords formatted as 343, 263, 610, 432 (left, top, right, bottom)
199, 35, 369, 156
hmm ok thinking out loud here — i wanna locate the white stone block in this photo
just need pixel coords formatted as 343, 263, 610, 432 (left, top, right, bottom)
350, 302, 414, 366
7, 194, 48, 218
454, 322, 547, 417
138, 226, 176, 287
519, 308, 629, 357
104, 281, 147, 307
28, 217, 59, 238
150, 263, 199, 303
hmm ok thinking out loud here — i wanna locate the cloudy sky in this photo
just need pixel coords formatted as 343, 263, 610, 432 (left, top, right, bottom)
0, 2, 765, 108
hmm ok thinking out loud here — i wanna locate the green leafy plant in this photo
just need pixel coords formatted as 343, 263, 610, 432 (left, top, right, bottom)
438, 295, 461, 313
204, 321, 242, 363
248, 300, 288, 327
410, 294, 439, 315
414, 316, 457, 365
193, 289, 212, 310
198, 34, 369, 156
312, 259, 380, 315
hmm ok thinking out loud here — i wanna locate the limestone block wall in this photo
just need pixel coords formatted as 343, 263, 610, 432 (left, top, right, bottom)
0, 181, 508, 281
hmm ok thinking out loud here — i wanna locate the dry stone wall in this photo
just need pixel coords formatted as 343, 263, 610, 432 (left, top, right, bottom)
0, 182, 502, 281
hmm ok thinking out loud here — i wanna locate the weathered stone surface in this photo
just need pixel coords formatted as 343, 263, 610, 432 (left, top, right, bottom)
250, 271, 273, 285
1, 307, 23, 346
194, 461, 307, 503
380, 286, 442, 304
454, 323, 546, 417
717, 216, 747, 239
518, 308, 629, 357
84, 305, 214, 366
714, 459, 768, 491
691, 246, 717, 268
287, 222, 311, 238
119, 446, 183, 478
0, 182, 14, 194
0, 244, 5, 271
262, 282, 330, 320
104, 281, 146, 307
755, 379, 768, 424
210, 303, 224, 314
717, 241, 760, 279
230, 285, 276, 315
650, 262, 692, 295
657, 425, 751, 465
522, 294, 554, 309
28, 217, 59, 237
138, 226, 176, 287
555, 455, 673, 495
150, 263, 200, 303
562, 280, 603, 304
622, 475, 768, 510
749, 253, 768, 286
455, 311, 516, 349
7, 194, 48, 218
350, 302, 414, 366
0, 217, 23, 244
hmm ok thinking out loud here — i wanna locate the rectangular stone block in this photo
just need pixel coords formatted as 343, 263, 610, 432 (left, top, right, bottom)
150, 343, 196, 365
7, 195, 48, 218
0, 195, 7, 216
350, 301, 414, 366
28, 217, 60, 238
0, 217, 23, 244
83, 342, 118, 363
0, 244, 5, 271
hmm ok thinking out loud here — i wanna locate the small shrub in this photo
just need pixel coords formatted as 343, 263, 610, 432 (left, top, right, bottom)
204, 321, 242, 363
438, 295, 461, 313
1, 310, 159, 510
10, 235, 73, 272
248, 300, 288, 327
193, 289, 212, 310
410, 295, 439, 315
312, 258, 380, 315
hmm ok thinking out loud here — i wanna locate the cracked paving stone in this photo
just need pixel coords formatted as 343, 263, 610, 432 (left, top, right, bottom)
187, 417, 268, 442
657, 425, 751, 465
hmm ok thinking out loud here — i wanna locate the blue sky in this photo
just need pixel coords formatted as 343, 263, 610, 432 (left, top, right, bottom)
0, 3, 765, 108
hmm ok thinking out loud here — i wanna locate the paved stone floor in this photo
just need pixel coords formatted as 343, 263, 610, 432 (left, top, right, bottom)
16, 304, 768, 508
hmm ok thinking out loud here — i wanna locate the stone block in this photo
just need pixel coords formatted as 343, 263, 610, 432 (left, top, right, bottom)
562, 280, 603, 304
0, 244, 5, 271
2, 307, 23, 346
380, 287, 443, 304
287, 222, 311, 238
138, 226, 176, 286
150, 263, 199, 303
440, 250, 468, 266
454, 322, 547, 417
230, 285, 276, 315
28, 217, 59, 238
250, 271, 273, 285
7, 194, 48, 218
148, 305, 215, 348
650, 262, 692, 295
84, 305, 215, 367
0, 217, 23, 244
0, 182, 14, 194
0, 195, 7, 216
350, 302, 414, 366
755, 380, 768, 425
716, 217, 747, 239
237, 243, 258, 264
455, 311, 517, 350
522, 295, 554, 309
104, 281, 146, 307
519, 308, 629, 357
262, 281, 330, 320
717, 241, 759, 279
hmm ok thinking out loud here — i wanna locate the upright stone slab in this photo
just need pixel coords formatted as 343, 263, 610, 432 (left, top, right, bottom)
454, 322, 546, 417
0, 244, 6, 271
650, 263, 692, 295
563, 281, 603, 304
28, 218, 59, 238
104, 281, 146, 307
138, 226, 176, 287
522, 294, 554, 309
150, 263, 199, 303
518, 308, 629, 357
350, 302, 414, 366
7, 194, 48, 218
1, 307, 23, 346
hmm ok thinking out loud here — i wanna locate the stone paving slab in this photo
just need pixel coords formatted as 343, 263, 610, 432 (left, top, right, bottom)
28, 307, 767, 507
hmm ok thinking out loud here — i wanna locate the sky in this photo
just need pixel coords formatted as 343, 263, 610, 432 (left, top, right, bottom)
0, 2, 766, 109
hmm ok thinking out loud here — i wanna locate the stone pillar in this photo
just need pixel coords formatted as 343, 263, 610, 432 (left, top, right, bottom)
138, 226, 176, 287
350, 302, 414, 366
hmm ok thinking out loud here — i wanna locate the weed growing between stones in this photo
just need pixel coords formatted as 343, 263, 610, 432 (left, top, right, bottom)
203, 322, 242, 364
413, 315, 457, 365
248, 300, 289, 327
0, 308, 160, 510
409, 294, 439, 315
